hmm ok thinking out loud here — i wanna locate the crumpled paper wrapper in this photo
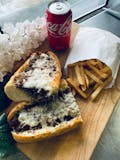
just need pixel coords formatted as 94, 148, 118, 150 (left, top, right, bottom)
65, 26, 120, 87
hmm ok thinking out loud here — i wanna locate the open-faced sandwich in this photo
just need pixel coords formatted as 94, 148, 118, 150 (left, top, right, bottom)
7, 79, 82, 143
4, 51, 62, 102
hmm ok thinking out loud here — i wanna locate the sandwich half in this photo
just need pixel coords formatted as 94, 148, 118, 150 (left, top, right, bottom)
7, 79, 82, 143
4, 51, 61, 102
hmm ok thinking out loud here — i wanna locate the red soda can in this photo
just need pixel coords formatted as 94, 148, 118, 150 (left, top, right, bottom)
46, 0, 72, 51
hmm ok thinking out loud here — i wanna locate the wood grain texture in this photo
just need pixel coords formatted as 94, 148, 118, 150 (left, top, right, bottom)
14, 23, 120, 160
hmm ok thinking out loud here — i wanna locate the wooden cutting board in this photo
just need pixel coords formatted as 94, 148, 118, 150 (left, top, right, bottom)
12, 23, 120, 160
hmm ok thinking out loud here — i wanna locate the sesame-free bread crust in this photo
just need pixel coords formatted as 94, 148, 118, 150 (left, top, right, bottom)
7, 79, 82, 143
4, 51, 62, 102
7, 102, 82, 143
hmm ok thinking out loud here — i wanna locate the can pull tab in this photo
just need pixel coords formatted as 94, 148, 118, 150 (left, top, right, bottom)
56, 3, 62, 10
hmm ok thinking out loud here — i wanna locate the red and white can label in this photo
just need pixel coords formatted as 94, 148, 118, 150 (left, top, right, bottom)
46, 1, 72, 51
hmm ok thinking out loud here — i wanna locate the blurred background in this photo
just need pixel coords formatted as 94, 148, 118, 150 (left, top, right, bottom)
0, 0, 120, 160
0, 0, 106, 19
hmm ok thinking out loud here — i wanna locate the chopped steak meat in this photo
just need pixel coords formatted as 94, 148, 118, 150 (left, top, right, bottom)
9, 90, 80, 132
14, 52, 59, 101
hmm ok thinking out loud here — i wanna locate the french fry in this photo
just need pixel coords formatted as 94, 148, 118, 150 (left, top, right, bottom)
95, 59, 104, 69
88, 59, 98, 66
89, 78, 95, 86
100, 65, 110, 72
74, 65, 86, 87
67, 61, 84, 68
100, 66, 112, 76
85, 69, 103, 84
67, 59, 112, 101
84, 74, 89, 88
72, 68, 79, 86
90, 76, 113, 101
68, 65, 80, 86
86, 61, 108, 79
93, 82, 99, 90
67, 78, 87, 99
79, 65, 87, 91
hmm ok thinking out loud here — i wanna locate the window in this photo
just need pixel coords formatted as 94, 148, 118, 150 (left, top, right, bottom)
0, 0, 119, 34
69, 0, 108, 20
0, 0, 108, 21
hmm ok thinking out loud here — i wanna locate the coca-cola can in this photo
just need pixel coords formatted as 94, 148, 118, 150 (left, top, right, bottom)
46, 0, 72, 51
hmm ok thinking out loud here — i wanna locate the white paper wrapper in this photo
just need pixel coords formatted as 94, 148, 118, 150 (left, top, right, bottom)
65, 26, 120, 88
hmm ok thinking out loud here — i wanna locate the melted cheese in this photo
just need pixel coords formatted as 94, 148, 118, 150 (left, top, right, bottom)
19, 53, 57, 95
18, 91, 80, 128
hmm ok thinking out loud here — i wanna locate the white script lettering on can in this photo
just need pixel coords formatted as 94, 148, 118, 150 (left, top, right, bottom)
47, 14, 72, 37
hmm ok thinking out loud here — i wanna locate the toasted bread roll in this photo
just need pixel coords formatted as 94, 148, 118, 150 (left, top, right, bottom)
8, 84, 82, 143
5, 51, 62, 102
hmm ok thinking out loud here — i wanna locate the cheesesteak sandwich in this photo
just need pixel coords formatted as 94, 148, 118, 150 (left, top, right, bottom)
5, 51, 61, 102
7, 80, 82, 143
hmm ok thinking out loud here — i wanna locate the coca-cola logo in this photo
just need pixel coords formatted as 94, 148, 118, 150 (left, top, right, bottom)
47, 14, 72, 37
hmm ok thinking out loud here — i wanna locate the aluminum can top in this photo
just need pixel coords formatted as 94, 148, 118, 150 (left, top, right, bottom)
48, 0, 71, 15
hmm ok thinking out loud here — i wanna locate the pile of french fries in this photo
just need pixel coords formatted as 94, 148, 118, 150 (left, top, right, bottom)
66, 59, 113, 101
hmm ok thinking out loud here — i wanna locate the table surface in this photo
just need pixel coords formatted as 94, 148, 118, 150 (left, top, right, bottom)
0, 0, 120, 160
